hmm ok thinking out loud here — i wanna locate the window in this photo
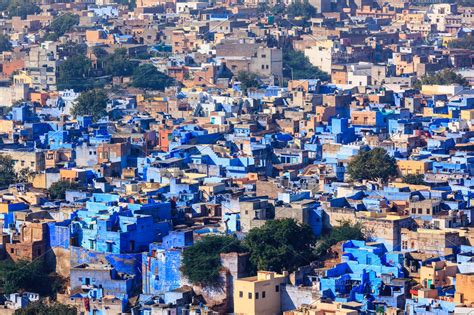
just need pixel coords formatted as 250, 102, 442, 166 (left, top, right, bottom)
402, 241, 407, 250
239, 291, 243, 298
255, 292, 259, 299
418, 208, 422, 214
262, 291, 266, 298
275, 285, 279, 292
248, 292, 252, 299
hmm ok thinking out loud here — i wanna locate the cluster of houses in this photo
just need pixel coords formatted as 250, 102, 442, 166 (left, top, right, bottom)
0, 0, 473, 313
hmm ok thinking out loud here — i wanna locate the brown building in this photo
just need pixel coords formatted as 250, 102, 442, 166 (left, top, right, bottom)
455, 273, 474, 307
401, 228, 464, 255
4, 222, 49, 262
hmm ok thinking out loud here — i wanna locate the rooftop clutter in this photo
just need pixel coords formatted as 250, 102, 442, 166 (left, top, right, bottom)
0, 0, 472, 313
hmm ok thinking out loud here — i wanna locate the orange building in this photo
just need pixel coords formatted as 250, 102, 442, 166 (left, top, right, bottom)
30, 91, 50, 106
1, 59, 24, 78
85, 29, 115, 45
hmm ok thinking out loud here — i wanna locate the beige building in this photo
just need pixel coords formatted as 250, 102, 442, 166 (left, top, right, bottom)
0, 84, 29, 107
455, 273, 474, 306
283, 301, 359, 315
304, 40, 341, 74
234, 271, 288, 315
401, 228, 464, 255
397, 160, 431, 176
25, 42, 60, 91
0, 149, 45, 173
419, 261, 457, 288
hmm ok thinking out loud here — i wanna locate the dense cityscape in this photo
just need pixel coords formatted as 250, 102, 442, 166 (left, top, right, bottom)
0, 0, 472, 313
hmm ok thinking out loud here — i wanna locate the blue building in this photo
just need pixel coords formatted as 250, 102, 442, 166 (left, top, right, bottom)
318, 240, 405, 311
142, 231, 193, 296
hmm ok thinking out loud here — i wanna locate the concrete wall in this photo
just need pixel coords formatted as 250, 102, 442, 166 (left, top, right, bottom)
281, 284, 318, 312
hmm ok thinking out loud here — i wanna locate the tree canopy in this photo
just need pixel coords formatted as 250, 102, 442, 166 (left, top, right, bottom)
416, 69, 469, 88
0, 260, 63, 297
1, 0, 40, 19
16, 168, 35, 183
456, 0, 474, 6
71, 89, 108, 121
243, 219, 316, 273
44, 13, 79, 41
287, 0, 316, 24
346, 148, 397, 182
448, 35, 474, 49
57, 55, 94, 91
283, 49, 329, 81
113, 0, 136, 10
236, 71, 260, 94
14, 302, 77, 315
101, 48, 138, 77
48, 180, 80, 200
0, 154, 17, 188
0, 35, 12, 53
402, 174, 426, 186
131, 64, 174, 90
181, 235, 246, 286
314, 221, 365, 257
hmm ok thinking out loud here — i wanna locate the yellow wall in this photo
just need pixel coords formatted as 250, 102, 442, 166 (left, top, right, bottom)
397, 160, 429, 176
419, 261, 457, 288
461, 109, 474, 121
0, 119, 14, 134
456, 274, 474, 304
13, 71, 33, 86
234, 271, 287, 315
0, 203, 9, 214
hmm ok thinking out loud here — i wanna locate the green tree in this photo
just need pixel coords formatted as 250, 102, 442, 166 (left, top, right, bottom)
283, 49, 329, 81
0, 260, 64, 296
346, 148, 397, 183
287, 0, 316, 24
243, 219, 316, 273
114, 0, 136, 10
0, 35, 12, 53
48, 180, 80, 200
45, 13, 79, 40
0, 154, 17, 188
271, 3, 285, 15
71, 89, 108, 121
236, 71, 260, 94
92, 47, 108, 59
181, 235, 246, 286
402, 174, 426, 185
132, 64, 174, 90
314, 221, 365, 258
57, 55, 93, 91
102, 48, 138, 77
415, 68, 469, 88
15, 302, 77, 315
60, 42, 88, 57
16, 168, 35, 183
448, 35, 474, 49
457, 0, 474, 7
5, 0, 40, 19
